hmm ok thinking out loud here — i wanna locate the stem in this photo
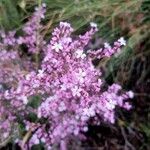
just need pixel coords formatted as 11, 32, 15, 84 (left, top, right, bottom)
21, 129, 32, 150
35, 0, 41, 71
38, 0, 42, 6
35, 53, 39, 70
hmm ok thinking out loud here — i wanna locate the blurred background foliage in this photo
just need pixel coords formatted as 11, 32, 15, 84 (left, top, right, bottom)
0, 0, 149, 149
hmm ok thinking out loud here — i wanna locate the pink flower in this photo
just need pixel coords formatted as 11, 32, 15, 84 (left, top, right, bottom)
21, 95, 28, 104
75, 49, 86, 59
106, 99, 116, 110
76, 68, 86, 83
71, 86, 82, 97
52, 43, 63, 52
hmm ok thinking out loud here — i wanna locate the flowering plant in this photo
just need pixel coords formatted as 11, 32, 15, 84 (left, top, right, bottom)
0, 4, 133, 150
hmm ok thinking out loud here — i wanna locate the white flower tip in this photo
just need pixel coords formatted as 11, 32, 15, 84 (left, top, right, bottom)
35, 7, 39, 11
104, 42, 111, 49
41, 137, 46, 143
60, 22, 71, 28
128, 91, 134, 98
83, 126, 88, 132
37, 112, 41, 118
21, 95, 28, 104
52, 43, 63, 52
3, 132, 9, 138
42, 3, 46, 8
90, 22, 97, 28
118, 37, 126, 46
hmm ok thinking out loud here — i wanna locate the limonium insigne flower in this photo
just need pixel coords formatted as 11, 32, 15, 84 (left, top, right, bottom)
0, 3, 134, 150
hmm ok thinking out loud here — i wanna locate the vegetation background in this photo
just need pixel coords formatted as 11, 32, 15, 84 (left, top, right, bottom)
0, 0, 149, 149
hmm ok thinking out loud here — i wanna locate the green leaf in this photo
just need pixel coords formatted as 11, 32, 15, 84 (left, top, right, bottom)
28, 95, 42, 108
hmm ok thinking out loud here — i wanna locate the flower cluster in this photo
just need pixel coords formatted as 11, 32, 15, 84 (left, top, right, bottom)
18, 3, 46, 53
0, 4, 133, 150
